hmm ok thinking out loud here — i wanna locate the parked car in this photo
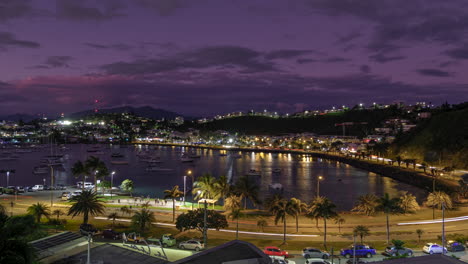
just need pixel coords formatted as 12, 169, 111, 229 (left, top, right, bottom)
71, 190, 82, 197
32, 185, 44, 191
16, 186, 25, 193
423, 243, 447, 254
345, 259, 365, 264
271, 255, 297, 264
305, 258, 335, 264
61, 192, 71, 201
264, 246, 290, 258
101, 229, 121, 240
382, 246, 413, 256
79, 224, 98, 236
56, 184, 67, 190
161, 234, 176, 247
341, 244, 376, 258
124, 232, 143, 243
303, 247, 330, 259
448, 242, 465, 252
25, 186, 33, 192
178, 239, 205, 251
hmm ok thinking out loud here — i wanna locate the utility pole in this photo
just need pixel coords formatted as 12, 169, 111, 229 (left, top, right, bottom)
87, 233, 92, 264
353, 234, 356, 264
442, 202, 446, 255
203, 200, 207, 248
50, 166, 54, 207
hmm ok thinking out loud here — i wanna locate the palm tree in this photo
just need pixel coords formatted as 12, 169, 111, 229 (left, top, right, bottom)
399, 192, 420, 213
286, 197, 308, 233
214, 175, 231, 204
120, 205, 132, 217
131, 208, 155, 234
85, 156, 109, 193
164, 185, 183, 222
427, 191, 452, 219
308, 196, 338, 249
224, 194, 242, 211
68, 190, 105, 224
228, 208, 243, 240
257, 218, 268, 232
71, 160, 89, 190
193, 173, 217, 200
376, 193, 402, 244
27, 203, 50, 223
416, 229, 424, 243
52, 209, 64, 221
334, 216, 345, 233
353, 225, 370, 244
426, 191, 453, 209
234, 176, 260, 209
108, 212, 118, 228
352, 194, 379, 216
266, 194, 289, 245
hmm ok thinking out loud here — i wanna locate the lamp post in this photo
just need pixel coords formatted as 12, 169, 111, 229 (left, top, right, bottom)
94, 170, 98, 193
183, 175, 186, 206
50, 166, 54, 207
111, 171, 115, 198
6, 171, 10, 187
442, 202, 446, 255
317, 176, 323, 197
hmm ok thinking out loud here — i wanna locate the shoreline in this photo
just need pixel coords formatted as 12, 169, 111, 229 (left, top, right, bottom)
135, 141, 459, 194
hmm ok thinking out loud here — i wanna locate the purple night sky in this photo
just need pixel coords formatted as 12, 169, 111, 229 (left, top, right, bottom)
1, 0, 468, 116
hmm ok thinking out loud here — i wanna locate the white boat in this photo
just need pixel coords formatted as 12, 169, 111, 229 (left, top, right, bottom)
269, 183, 283, 190
231, 153, 242, 158
188, 152, 201, 158
181, 153, 194, 162
33, 166, 49, 174
111, 160, 129, 165
146, 166, 173, 172
147, 158, 162, 164
246, 169, 261, 177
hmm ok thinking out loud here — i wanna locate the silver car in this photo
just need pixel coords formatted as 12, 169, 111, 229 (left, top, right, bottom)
383, 246, 413, 256
303, 248, 330, 259
178, 239, 204, 251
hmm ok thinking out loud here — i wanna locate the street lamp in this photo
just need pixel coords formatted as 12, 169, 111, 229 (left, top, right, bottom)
317, 176, 323, 197
6, 171, 10, 187
111, 171, 115, 198
183, 175, 187, 206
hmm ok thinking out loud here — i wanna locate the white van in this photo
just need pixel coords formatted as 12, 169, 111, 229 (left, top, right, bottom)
76, 182, 94, 189
32, 185, 44, 191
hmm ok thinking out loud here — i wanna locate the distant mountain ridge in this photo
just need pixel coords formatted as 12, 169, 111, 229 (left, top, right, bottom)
69, 106, 187, 120
0, 113, 38, 122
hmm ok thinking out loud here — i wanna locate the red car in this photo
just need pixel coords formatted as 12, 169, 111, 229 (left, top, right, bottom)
264, 246, 289, 257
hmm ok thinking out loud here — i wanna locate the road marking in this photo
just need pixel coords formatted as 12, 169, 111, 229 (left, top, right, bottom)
94, 217, 319, 237
398, 216, 468, 225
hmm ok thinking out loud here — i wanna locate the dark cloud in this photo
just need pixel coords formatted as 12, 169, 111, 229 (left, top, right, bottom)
445, 45, 468, 60
369, 53, 405, 63
439, 61, 458, 68
0, 0, 32, 22
133, 0, 190, 16
360, 65, 371, 74
337, 31, 362, 44
84, 42, 133, 51
323, 56, 351, 63
308, 0, 468, 60
56, 0, 125, 21
296, 58, 316, 64
417, 68, 452, 77
265, 49, 315, 60
101, 46, 281, 75
0, 31, 40, 51
46, 56, 73, 68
